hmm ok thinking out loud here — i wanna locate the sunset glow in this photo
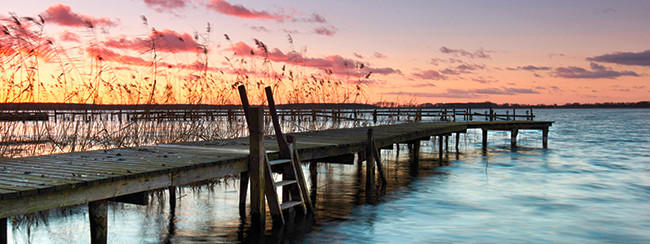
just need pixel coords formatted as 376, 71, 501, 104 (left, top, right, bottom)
2, 0, 649, 105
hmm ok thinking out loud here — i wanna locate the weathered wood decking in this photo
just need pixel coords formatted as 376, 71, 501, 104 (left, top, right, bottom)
0, 120, 552, 241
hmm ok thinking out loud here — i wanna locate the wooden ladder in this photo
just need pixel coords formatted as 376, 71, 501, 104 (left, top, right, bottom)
263, 137, 312, 225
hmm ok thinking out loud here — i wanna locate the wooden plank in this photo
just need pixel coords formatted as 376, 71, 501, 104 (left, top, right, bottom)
0, 158, 246, 217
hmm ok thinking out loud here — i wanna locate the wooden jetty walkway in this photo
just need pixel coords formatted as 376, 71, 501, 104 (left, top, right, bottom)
0, 110, 552, 243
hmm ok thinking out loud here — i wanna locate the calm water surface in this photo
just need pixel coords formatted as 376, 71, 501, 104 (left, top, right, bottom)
8, 109, 650, 243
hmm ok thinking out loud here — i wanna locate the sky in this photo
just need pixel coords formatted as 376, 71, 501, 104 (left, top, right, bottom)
1, 0, 649, 105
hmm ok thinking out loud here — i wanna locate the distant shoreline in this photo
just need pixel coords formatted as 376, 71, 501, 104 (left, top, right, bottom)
0, 101, 648, 111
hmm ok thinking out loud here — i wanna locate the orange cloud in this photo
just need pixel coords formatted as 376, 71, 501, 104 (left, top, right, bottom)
86, 46, 215, 73
42, 4, 117, 28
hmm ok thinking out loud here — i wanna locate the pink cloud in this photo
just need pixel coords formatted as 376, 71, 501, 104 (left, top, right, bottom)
143, 0, 187, 12
206, 0, 286, 20
59, 30, 80, 42
42, 4, 117, 28
103, 29, 203, 53
374, 52, 387, 59
230, 41, 400, 76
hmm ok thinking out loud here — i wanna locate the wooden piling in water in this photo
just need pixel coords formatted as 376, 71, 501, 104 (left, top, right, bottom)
309, 162, 317, 190
542, 128, 548, 149
239, 171, 249, 217
455, 132, 460, 152
482, 128, 488, 150
365, 129, 376, 203
248, 107, 266, 228
511, 129, 518, 148
89, 200, 108, 244
1, 218, 6, 244
438, 136, 443, 164
445, 135, 449, 153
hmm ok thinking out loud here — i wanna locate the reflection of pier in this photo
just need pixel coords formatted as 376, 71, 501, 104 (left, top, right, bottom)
0, 97, 552, 244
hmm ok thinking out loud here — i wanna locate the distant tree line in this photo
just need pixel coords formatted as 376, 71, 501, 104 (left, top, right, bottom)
0, 101, 648, 111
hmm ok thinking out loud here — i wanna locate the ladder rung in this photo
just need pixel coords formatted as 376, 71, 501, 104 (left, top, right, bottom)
280, 201, 303, 210
268, 159, 292, 166
274, 180, 297, 188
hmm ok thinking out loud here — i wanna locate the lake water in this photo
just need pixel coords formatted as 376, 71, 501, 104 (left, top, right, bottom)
6, 109, 650, 243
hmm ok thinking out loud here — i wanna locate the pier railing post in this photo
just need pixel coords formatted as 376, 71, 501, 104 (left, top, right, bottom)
248, 107, 266, 228
372, 109, 378, 124
89, 200, 108, 244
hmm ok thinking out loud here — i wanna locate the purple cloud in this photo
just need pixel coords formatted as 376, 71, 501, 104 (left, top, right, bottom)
412, 70, 447, 80
508, 65, 551, 71
553, 63, 639, 79
588, 50, 650, 66
440, 46, 490, 59
314, 26, 337, 36
383, 87, 539, 99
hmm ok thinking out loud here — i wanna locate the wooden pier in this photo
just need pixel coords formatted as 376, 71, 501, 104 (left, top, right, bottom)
0, 111, 552, 243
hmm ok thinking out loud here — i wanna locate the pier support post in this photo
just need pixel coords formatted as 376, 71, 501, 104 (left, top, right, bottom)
309, 161, 318, 191
482, 128, 488, 151
542, 128, 548, 149
1, 218, 6, 244
408, 140, 420, 166
455, 132, 460, 152
511, 129, 518, 148
248, 107, 266, 228
239, 171, 248, 218
365, 129, 376, 203
438, 136, 443, 165
89, 200, 108, 244
445, 135, 449, 153
169, 186, 176, 216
